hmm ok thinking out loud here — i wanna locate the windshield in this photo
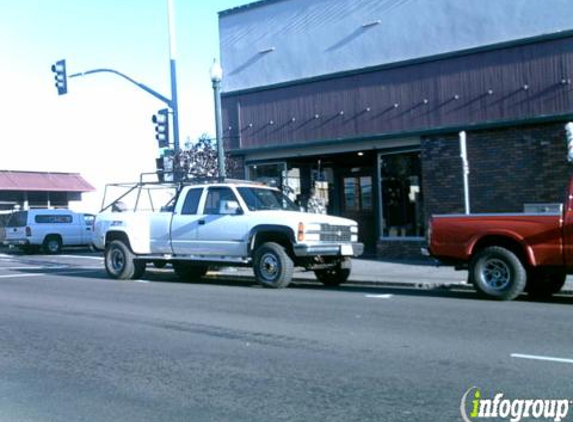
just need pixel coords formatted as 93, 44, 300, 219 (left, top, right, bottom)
6, 211, 28, 227
238, 187, 298, 212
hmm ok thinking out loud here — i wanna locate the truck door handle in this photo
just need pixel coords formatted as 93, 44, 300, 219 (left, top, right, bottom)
199, 219, 206, 225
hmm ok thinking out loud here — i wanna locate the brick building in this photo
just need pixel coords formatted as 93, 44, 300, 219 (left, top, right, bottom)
217, 0, 573, 257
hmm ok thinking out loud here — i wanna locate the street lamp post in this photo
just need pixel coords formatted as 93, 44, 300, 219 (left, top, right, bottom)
210, 60, 226, 181
167, 0, 180, 153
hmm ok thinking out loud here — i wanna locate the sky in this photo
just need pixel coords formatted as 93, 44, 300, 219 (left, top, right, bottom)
0, 0, 249, 211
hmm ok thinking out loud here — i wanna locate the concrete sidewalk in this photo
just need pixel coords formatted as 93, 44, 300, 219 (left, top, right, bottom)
213, 258, 573, 294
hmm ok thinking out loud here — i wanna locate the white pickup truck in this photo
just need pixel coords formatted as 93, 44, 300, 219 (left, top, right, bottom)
93, 178, 363, 288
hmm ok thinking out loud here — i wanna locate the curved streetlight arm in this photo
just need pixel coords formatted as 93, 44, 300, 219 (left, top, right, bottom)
69, 68, 172, 107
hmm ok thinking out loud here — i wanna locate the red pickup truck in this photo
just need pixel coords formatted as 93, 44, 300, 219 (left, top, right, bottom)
427, 182, 572, 300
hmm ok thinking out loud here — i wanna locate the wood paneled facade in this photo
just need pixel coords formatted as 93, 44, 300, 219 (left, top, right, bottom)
223, 33, 573, 152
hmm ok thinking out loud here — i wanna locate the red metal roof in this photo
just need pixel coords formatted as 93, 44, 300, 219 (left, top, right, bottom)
0, 171, 95, 192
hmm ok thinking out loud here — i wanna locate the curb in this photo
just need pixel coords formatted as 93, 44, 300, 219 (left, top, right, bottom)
206, 271, 468, 289
206, 271, 573, 295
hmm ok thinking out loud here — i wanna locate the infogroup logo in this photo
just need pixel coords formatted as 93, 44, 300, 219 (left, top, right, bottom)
460, 387, 571, 422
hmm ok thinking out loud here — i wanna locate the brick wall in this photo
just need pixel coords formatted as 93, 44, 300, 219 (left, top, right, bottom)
421, 134, 466, 216
376, 239, 431, 262
421, 122, 573, 217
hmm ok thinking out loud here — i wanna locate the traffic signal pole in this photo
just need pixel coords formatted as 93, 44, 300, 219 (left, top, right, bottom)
55, 0, 182, 152
69, 68, 171, 105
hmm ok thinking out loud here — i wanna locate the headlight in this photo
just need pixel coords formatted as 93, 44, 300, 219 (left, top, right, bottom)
299, 222, 321, 242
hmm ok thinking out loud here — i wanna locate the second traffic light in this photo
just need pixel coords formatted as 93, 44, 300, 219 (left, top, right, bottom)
152, 108, 170, 148
51, 59, 67, 95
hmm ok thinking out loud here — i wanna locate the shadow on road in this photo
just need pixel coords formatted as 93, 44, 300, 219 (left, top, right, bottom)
10, 263, 573, 306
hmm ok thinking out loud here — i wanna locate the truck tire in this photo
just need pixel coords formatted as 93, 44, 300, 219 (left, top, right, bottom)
43, 235, 62, 254
526, 268, 566, 299
253, 242, 293, 288
172, 262, 208, 281
469, 246, 526, 300
315, 258, 352, 286
104, 240, 146, 280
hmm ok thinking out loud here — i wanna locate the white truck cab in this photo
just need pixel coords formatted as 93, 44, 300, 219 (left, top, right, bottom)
94, 178, 363, 288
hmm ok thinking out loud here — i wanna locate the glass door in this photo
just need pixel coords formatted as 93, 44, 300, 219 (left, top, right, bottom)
341, 170, 376, 253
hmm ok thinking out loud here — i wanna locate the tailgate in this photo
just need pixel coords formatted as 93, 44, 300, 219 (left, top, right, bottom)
4, 211, 29, 242
4, 226, 28, 241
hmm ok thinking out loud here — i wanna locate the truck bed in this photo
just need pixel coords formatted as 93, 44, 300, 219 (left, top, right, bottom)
429, 212, 564, 267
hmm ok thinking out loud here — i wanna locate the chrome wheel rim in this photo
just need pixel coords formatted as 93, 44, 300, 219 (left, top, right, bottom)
480, 258, 510, 290
47, 240, 59, 253
260, 252, 279, 281
110, 247, 125, 273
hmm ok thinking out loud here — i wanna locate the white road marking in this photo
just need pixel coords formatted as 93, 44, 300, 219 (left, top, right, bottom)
0, 266, 69, 270
511, 353, 573, 364
59, 255, 103, 261
51, 269, 102, 275
365, 294, 394, 299
131, 279, 150, 284
0, 273, 46, 279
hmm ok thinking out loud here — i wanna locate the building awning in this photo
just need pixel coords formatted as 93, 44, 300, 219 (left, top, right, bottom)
0, 171, 95, 193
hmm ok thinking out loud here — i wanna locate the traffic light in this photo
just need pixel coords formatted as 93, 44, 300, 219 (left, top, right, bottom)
152, 109, 170, 148
155, 155, 174, 182
566, 122, 573, 163
51, 59, 67, 95
155, 157, 165, 182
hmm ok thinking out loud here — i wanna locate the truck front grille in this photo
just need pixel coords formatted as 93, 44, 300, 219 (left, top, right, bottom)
319, 224, 352, 242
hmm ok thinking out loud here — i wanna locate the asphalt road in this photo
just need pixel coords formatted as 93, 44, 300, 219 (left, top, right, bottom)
0, 252, 572, 422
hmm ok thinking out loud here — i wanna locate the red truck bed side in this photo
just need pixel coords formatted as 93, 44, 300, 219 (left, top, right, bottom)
429, 212, 564, 267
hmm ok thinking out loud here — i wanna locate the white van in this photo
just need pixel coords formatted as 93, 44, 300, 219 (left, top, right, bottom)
4, 209, 95, 254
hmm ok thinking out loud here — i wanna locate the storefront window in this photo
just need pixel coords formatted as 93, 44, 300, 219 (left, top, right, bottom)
379, 152, 424, 238
247, 162, 302, 203
247, 163, 286, 189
